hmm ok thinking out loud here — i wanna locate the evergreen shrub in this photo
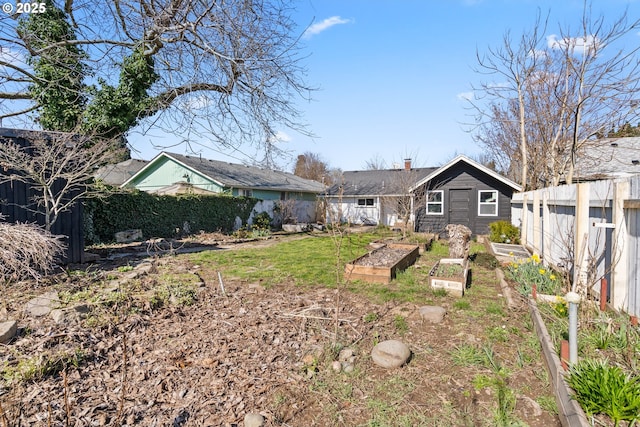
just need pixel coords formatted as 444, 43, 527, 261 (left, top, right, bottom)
84, 191, 257, 244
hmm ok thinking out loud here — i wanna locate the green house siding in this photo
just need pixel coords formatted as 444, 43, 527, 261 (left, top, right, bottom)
125, 154, 321, 204
127, 158, 224, 193
232, 189, 318, 201
292, 192, 317, 201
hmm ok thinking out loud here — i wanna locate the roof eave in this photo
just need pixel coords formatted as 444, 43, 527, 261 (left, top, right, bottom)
410, 155, 522, 192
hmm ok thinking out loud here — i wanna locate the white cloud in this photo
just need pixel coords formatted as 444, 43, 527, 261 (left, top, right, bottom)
274, 130, 291, 142
303, 16, 351, 39
267, 130, 292, 143
457, 91, 475, 101
181, 94, 212, 110
547, 34, 600, 55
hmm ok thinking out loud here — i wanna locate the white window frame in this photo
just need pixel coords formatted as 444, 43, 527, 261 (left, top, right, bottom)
478, 190, 498, 216
239, 188, 253, 197
426, 190, 444, 215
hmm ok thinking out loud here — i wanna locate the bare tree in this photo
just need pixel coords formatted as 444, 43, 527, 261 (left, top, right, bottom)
469, 4, 640, 189
552, 8, 640, 184
384, 168, 420, 238
0, 129, 123, 231
381, 155, 426, 238
469, 11, 548, 190
0, 0, 311, 154
293, 152, 331, 184
363, 154, 388, 170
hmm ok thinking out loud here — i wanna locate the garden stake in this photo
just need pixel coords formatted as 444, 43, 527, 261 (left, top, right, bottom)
631, 315, 638, 327
566, 291, 581, 364
599, 278, 607, 311
560, 340, 569, 371
218, 271, 226, 296
532, 284, 537, 300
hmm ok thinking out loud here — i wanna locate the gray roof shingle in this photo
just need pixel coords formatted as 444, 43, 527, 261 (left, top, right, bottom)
164, 152, 325, 193
326, 168, 437, 196
573, 137, 640, 181
95, 159, 149, 186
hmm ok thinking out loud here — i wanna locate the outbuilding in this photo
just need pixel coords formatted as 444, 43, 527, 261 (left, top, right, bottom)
412, 155, 522, 235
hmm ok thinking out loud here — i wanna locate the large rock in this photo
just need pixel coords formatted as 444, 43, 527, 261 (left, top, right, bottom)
114, 229, 143, 243
50, 304, 91, 324
0, 320, 17, 344
419, 306, 447, 324
25, 291, 60, 317
446, 224, 472, 258
371, 340, 411, 368
244, 413, 265, 427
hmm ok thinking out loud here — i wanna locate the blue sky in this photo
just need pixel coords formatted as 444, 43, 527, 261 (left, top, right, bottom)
130, 0, 640, 172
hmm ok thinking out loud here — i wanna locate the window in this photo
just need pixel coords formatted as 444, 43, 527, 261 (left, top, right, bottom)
426, 191, 443, 215
239, 189, 253, 197
478, 190, 498, 216
357, 198, 374, 206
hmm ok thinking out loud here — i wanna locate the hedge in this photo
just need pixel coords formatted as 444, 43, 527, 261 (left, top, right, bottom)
84, 191, 258, 244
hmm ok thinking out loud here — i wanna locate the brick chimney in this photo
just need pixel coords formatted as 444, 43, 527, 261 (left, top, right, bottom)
404, 158, 412, 170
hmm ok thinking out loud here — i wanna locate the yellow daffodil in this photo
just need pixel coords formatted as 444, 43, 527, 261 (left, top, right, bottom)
539, 269, 546, 275
531, 253, 541, 263
550, 274, 556, 280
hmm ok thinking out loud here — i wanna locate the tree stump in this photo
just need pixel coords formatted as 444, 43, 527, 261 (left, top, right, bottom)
446, 224, 472, 259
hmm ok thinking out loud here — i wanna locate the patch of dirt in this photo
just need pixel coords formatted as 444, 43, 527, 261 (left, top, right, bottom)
1, 233, 562, 426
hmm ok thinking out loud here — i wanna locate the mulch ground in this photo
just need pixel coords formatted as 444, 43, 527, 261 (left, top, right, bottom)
1, 233, 562, 427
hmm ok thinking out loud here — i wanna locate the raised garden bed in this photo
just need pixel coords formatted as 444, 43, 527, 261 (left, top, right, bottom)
373, 234, 434, 254
345, 243, 420, 284
429, 258, 469, 297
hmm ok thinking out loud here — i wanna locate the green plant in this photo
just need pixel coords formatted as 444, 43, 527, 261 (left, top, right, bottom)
493, 374, 522, 427
364, 312, 379, 322
393, 315, 409, 334
551, 297, 568, 317
251, 227, 271, 238
2, 349, 84, 385
450, 344, 485, 366
432, 288, 449, 297
152, 282, 197, 307
567, 358, 640, 425
536, 395, 558, 415
506, 254, 563, 296
84, 191, 257, 244
472, 374, 494, 390
453, 299, 471, 310
488, 220, 520, 244
487, 326, 509, 343
253, 211, 272, 230
515, 345, 534, 368
432, 262, 464, 278
471, 252, 499, 269
485, 301, 505, 317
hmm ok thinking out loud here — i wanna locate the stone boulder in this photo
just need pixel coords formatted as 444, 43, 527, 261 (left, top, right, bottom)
244, 413, 265, 427
25, 291, 60, 317
446, 224, 472, 258
419, 306, 447, 324
371, 340, 411, 368
0, 320, 17, 344
114, 229, 143, 243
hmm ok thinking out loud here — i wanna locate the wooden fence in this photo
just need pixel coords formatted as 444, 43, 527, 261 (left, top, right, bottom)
512, 177, 639, 318
0, 128, 84, 264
